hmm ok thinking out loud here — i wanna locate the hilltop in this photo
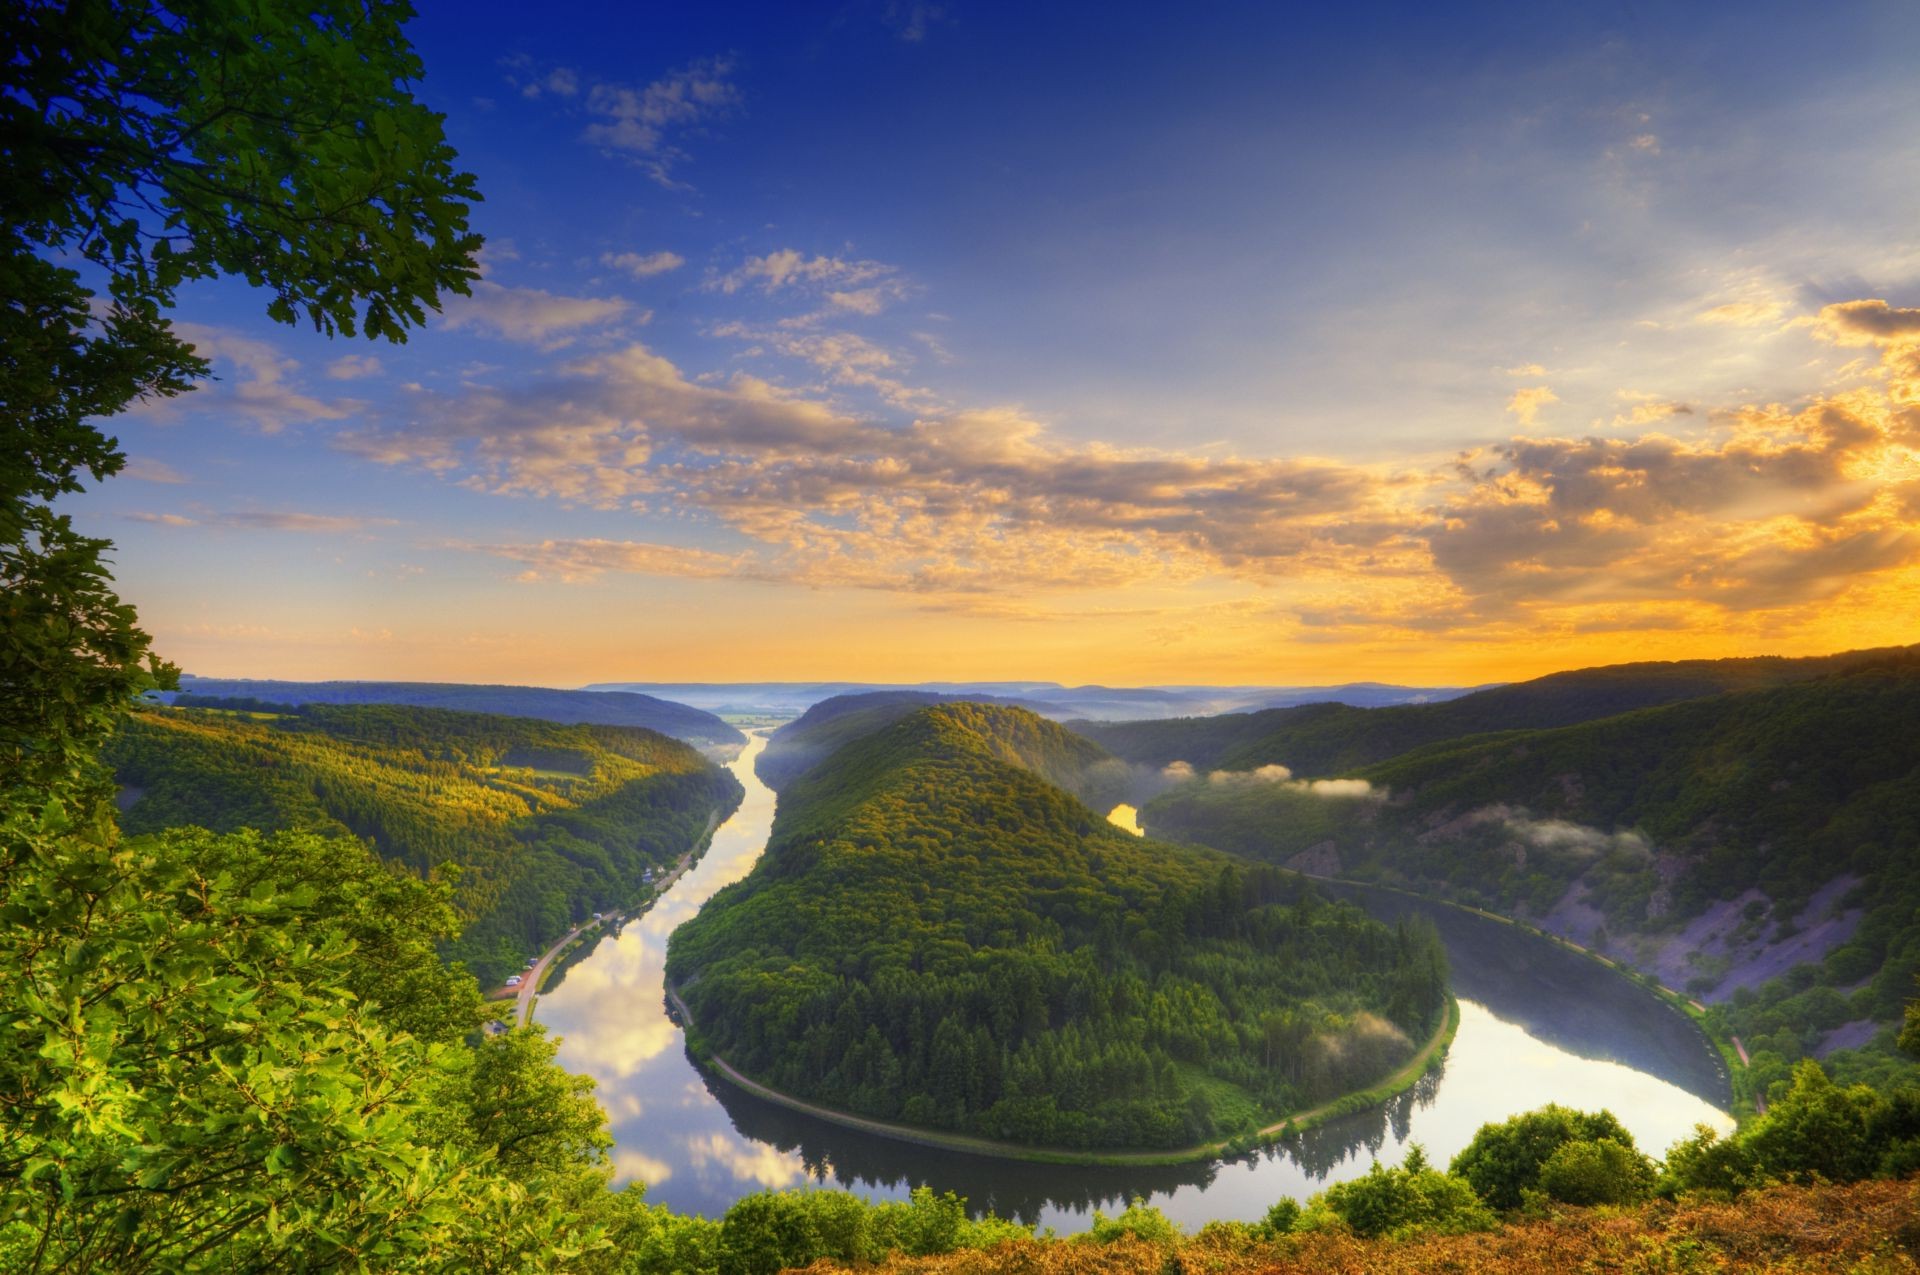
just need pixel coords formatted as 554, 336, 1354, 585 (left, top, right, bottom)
172, 676, 745, 747
667, 703, 1447, 1152
755, 690, 1137, 803
107, 702, 743, 984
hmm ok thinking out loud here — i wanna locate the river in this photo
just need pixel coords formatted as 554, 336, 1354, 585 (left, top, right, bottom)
533, 730, 1734, 1229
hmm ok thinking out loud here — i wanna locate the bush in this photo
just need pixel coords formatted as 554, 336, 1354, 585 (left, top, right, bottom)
1084, 1198, 1180, 1245
1301, 1145, 1495, 1239
1538, 1138, 1655, 1205
1450, 1105, 1637, 1210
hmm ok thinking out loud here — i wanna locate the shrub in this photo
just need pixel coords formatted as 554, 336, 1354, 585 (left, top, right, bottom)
1538, 1137, 1655, 1205
1450, 1105, 1637, 1210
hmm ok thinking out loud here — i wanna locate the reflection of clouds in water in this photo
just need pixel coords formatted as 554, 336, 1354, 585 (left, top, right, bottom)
686, 1131, 810, 1190
612, 1147, 675, 1187
603, 1091, 648, 1120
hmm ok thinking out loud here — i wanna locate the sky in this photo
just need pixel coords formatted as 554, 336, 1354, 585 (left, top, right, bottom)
69, 0, 1920, 687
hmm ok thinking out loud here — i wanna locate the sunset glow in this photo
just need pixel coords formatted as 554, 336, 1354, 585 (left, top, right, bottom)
74, 2, 1920, 685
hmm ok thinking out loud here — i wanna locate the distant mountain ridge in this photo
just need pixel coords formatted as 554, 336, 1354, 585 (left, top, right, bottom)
1076, 644, 1920, 774
586, 679, 1484, 721
172, 676, 744, 747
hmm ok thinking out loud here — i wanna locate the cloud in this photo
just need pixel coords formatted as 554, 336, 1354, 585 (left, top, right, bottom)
713, 249, 909, 313
1203, 765, 1379, 799
712, 322, 939, 409
1814, 299, 1920, 346
1504, 363, 1548, 377
126, 510, 393, 535
601, 250, 686, 279
881, 1, 949, 41
581, 58, 739, 187
440, 281, 632, 348
481, 538, 747, 584
327, 354, 383, 380
122, 457, 187, 484
1697, 299, 1787, 327
1506, 384, 1559, 426
170, 324, 356, 433
336, 297, 1920, 630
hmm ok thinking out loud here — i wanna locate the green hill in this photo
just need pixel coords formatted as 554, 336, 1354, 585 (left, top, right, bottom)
758, 691, 1139, 807
667, 703, 1447, 1151
1078, 644, 1920, 776
1140, 656, 1920, 1094
171, 677, 745, 747
106, 703, 743, 985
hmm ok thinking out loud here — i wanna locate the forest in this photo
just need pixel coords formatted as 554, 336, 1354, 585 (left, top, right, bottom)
668, 703, 1449, 1150
105, 702, 743, 985
1140, 653, 1920, 1094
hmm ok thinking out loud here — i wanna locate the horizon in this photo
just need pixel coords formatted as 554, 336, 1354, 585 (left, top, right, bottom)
66, 0, 1920, 685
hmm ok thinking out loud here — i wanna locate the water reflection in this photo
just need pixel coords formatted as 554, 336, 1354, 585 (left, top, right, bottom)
537, 731, 1734, 1228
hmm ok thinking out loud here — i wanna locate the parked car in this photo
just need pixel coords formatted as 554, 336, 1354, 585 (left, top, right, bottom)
505, 975, 522, 987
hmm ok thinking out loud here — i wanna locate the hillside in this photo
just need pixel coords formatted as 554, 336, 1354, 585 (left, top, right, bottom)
1140, 657, 1920, 1094
106, 703, 744, 984
171, 676, 745, 747
667, 703, 1448, 1151
1078, 644, 1920, 775
756, 691, 1134, 805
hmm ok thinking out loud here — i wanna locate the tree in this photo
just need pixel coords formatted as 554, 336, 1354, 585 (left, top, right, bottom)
2, 0, 480, 829
1, 3, 490, 1266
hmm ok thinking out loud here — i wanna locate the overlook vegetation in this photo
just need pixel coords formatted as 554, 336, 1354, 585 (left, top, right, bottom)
105, 702, 742, 985
173, 677, 744, 747
1141, 653, 1920, 1094
669, 703, 1448, 1151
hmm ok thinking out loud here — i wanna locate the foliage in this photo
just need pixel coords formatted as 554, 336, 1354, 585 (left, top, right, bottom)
1662, 1058, 1920, 1194
1299, 1145, 1496, 1239
670, 704, 1448, 1150
709, 1186, 1034, 1275
0, 826, 624, 1271
1449, 1105, 1640, 1211
1537, 1138, 1656, 1206
797, 1178, 1920, 1274
174, 678, 744, 746
103, 702, 741, 985
1081, 1198, 1179, 1246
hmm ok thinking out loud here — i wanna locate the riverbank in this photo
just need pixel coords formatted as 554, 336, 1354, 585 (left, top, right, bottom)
668, 986, 1459, 1168
508, 800, 733, 1025
1303, 873, 1753, 1117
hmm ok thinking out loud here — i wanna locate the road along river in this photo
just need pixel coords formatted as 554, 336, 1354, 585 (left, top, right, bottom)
532, 731, 1733, 1230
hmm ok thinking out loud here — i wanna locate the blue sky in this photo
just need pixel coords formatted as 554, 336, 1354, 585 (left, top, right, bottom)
73, 0, 1920, 684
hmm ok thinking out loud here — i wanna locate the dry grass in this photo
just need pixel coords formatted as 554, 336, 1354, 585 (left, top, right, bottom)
801, 1179, 1920, 1274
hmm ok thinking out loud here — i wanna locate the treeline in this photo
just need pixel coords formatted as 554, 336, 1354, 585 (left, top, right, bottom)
1074, 643, 1920, 774
1141, 658, 1920, 1091
105, 703, 742, 984
669, 704, 1447, 1151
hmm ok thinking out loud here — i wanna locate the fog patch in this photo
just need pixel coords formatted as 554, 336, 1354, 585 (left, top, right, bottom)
1201, 765, 1381, 800
1500, 808, 1651, 861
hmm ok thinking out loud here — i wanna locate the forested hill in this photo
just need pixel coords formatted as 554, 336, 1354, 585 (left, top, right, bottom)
667, 703, 1448, 1151
1076, 643, 1920, 775
1141, 655, 1920, 1095
107, 703, 743, 985
756, 690, 1130, 806
171, 676, 744, 747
